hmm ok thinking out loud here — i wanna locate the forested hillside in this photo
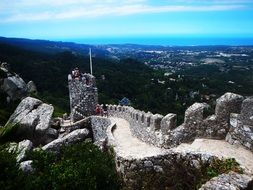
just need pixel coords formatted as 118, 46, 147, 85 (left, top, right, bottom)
1, 41, 253, 126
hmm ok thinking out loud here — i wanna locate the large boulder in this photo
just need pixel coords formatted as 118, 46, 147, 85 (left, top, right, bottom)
42, 128, 89, 152
8, 140, 33, 162
19, 160, 33, 173
5, 97, 54, 145
27, 80, 37, 94
0, 63, 38, 101
1, 63, 27, 100
199, 172, 253, 190
16, 140, 33, 162
2, 75, 27, 100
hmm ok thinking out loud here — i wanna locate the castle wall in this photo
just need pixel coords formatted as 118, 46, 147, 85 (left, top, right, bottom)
115, 151, 216, 189
226, 97, 253, 152
106, 121, 253, 190
90, 116, 111, 142
108, 92, 249, 149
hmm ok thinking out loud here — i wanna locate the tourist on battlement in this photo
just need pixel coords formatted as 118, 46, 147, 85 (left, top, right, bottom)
72, 67, 81, 80
102, 104, 108, 117
95, 104, 102, 116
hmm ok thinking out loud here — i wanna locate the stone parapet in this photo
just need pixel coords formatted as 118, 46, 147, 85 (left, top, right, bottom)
108, 92, 248, 149
226, 97, 253, 152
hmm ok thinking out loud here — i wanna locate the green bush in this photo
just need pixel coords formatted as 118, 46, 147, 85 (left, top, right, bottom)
26, 142, 121, 190
0, 144, 26, 190
196, 158, 243, 189
0, 142, 121, 190
0, 122, 19, 144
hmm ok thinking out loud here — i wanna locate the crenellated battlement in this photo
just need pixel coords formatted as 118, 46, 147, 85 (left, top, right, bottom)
107, 92, 253, 151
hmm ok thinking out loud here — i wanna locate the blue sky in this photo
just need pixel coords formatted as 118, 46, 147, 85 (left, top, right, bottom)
0, 0, 253, 41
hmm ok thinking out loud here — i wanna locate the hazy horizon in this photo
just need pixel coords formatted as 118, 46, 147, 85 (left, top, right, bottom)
0, 0, 253, 42
64, 36, 253, 46
2, 35, 253, 46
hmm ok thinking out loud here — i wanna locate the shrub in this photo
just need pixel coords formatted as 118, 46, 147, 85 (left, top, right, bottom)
196, 158, 243, 189
0, 144, 26, 190
26, 142, 121, 190
0, 122, 19, 144
0, 142, 121, 190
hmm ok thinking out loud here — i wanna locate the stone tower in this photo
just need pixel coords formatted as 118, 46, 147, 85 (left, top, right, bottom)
68, 71, 98, 122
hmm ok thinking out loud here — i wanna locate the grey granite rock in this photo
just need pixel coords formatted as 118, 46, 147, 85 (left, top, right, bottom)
7, 140, 33, 162
16, 140, 33, 162
2, 75, 27, 100
199, 172, 253, 190
19, 160, 33, 173
42, 128, 89, 152
5, 97, 54, 145
27, 80, 37, 94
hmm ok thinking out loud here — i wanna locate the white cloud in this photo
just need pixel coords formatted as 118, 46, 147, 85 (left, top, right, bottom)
0, 0, 249, 23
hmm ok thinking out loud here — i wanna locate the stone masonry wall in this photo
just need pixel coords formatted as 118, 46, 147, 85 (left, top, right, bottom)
115, 152, 217, 189
90, 116, 111, 142
68, 73, 98, 122
226, 97, 253, 152
108, 92, 247, 149
106, 111, 253, 190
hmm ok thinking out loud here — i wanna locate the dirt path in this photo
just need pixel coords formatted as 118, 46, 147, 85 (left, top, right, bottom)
110, 117, 168, 159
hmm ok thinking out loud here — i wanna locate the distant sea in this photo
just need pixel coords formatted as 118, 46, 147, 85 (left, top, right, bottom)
65, 37, 253, 46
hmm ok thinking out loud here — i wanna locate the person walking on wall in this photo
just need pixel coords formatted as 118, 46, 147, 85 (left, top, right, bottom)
102, 104, 108, 117
95, 104, 101, 116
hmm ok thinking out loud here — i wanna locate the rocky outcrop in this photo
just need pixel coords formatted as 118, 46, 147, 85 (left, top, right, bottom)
199, 172, 253, 190
8, 140, 33, 162
42, 128, 89, 152
0, 63, 27, 100
0, 63, 38, 101
2, 74, 27, 100
16, 140, 33, 162
19, 160, 33, 173
5, 97, 54, 145
27, 81, 37, 94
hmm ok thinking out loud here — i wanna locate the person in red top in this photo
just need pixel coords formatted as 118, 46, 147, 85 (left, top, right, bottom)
95, 104, 101, 116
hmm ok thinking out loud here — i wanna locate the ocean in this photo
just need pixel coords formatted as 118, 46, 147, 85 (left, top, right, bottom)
65, 37, 253, 46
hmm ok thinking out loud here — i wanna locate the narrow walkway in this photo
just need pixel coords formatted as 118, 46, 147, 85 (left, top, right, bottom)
110, 117, 168, 159
110, 117, 253, 173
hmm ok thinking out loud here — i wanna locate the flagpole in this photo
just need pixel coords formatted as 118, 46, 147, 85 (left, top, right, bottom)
89, 48, 93, 75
